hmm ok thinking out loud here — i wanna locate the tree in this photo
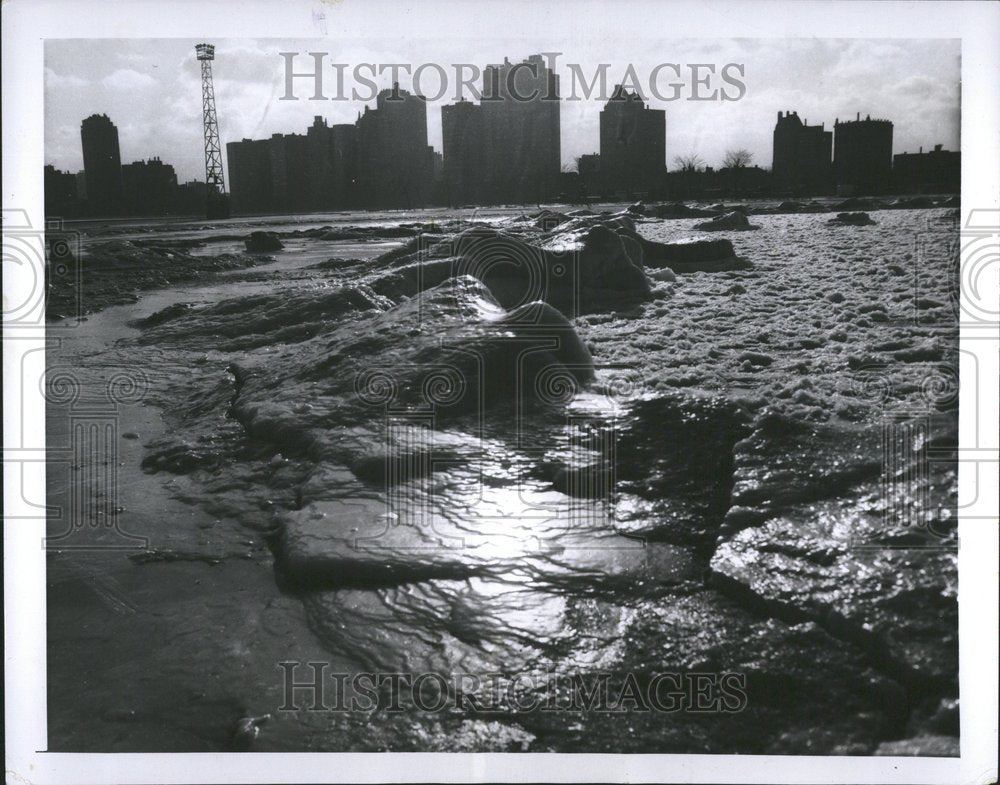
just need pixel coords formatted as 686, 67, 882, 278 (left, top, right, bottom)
673, 153, 705, 172
723, 148, 753, 169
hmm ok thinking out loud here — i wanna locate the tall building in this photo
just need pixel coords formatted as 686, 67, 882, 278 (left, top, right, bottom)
225, 87, 439, 215
833, 113, 894, 195
576, 153, 602, 196
228, 122, 359, 215
175, 180, 209, 215
329, 123, 359, 208
599, 85, 666, 197
893, 144, 960, 194
80, 113, 124, 215
44, 165, 79, 217
75, 170, 87, 202
356, 84, 433, 208
305, 116, 336, 210
481, 55, 560, 204
228, 132, 309, 214
441, 99, 485, 205
227, 138, 273, 214
268, 132, 310, 213
772, 110, 832, 195
121, 157, 179, 216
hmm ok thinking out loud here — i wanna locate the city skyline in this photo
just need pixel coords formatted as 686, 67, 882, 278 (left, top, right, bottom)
45, 38, 960, 184
52, 86, 959, 219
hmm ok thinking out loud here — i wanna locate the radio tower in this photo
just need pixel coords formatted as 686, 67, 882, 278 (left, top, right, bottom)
195, 43, 229, 218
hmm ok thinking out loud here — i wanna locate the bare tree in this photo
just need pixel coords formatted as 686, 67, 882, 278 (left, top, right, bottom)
673, 153, 705, 172
723, 148, 753, 169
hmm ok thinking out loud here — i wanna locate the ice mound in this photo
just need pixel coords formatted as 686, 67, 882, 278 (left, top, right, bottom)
538, 392, 751, 548
712, 409, 958, 687
225, 275, 596, 462
534, 211, 754, 275
367, 222, 652, 317
886, 196, 935, 210
46, 239, 266, 318
828, 212, 876, 226
244, 231, 283, 252
647, 202, 718, 219
692, 211, 761, 232
531, 209, 573, 231
835, 197, 881, 211
133, 284, 395, 350
641, 237, 752, 273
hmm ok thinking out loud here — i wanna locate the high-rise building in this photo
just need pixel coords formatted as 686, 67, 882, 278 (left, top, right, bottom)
80, 113, 124, 215
893, 144, 960, 194
481, 55, 560, 204
833, 113, 894, 195
228, 122, 362, 216
305, 116, 336, 210
771, 110, 832, 195
599, 85, 666, 197
176, 180, 209, 215
268, 132, 310, 213
356, 84, 433, 208
75, 171, 87, 202
121, 157, 179, 216
329, 123, 359, 208
44, 165, 80, 217
227, 138, 273, 214
441, 99, 485, 205
576, 153, 602, 196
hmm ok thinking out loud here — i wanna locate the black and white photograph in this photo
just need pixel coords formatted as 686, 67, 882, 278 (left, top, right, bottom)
3, 1, 998, 782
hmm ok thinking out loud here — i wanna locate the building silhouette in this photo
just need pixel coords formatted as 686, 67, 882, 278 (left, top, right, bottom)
893, 144, 960, 194
330, 124, 359, 207
80, 113, 124, 215
267, 132, 310, 213
834, 113, 894, 195
599, 85, 666, 197
227, 89, 431, 214
481, 55, 560, 204
305, 116, 335, 209
356, 85, 433, 208
232, 124, 359, 215
44, 165, 80, 217
175, 180, 210, 215
227, 132, 316, 214
576, 153, 602, 196
122, 157, 179, 215
227, 137, 274, 214
441, 98, 485, 205
50, 115, 215, 218
772, 110, 832, 195
227, 54, 561, 213
298, 116, 360, 211
75, 170, 87, 202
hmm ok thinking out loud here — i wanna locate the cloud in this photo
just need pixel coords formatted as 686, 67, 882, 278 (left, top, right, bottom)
45, 68, 88, 90
102, 69, 157, 92
895, 75, 947, 99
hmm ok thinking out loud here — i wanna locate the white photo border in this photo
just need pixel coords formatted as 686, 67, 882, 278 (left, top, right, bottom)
3, 0, 997, 782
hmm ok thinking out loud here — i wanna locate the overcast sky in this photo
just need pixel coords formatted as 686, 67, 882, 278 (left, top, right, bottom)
45, 37, 960, 183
